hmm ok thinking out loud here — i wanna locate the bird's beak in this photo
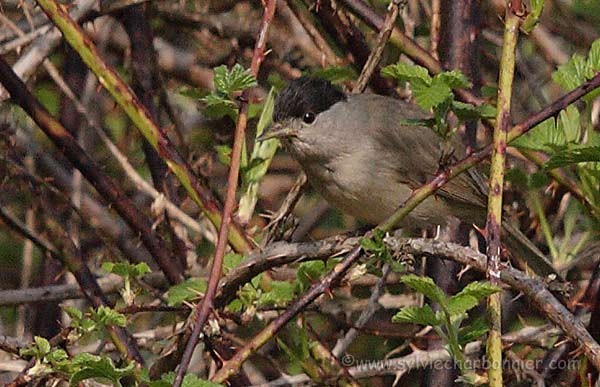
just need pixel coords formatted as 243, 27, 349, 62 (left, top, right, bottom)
256, 123, 297, 142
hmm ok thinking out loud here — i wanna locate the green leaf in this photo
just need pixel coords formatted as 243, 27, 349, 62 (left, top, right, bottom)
510, 116, 566, 153
392, 305, 440, 326
381, 62, 432, 85
21, 336, 52, 358
46, 348, 68, 366
91, 306, 126, 327
453, 281, 500, 300
556, 105, 581, 144
258, 281, 297, 307
177, 86, 209, 100
401, 274, 447, 306
296, 261, 327, 292
167, 278, 208, 306
311, 65, 357, 83
452, 101, 496, 120
447, 281, 498, 317
69, 354, 135, 387
589, 39, 600, 71
214, 144, 232, 166
458, 316, 490, 345
412, 77, 453, 110
552, 54, 593, 91
447, 294, 481, 317
360, 229, 391, 261
545, 146, 600, 169
435, 70, 472, 89
213, 64, 257, 96
522, 0, 545, 33
102, 262, 150, 278
201, 93, 238, 120
148, 372, 223, 387
63, 305, 82, 320
223, 253, 244, 274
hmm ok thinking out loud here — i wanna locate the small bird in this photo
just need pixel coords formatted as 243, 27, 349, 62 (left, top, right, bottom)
260, 76, 556, 277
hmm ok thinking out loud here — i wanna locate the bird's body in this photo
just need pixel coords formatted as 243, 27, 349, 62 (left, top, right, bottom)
272, 85, 484, 229
262, 77, 557, 277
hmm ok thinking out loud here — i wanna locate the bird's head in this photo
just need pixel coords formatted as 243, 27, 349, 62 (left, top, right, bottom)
258, 77, 346, 145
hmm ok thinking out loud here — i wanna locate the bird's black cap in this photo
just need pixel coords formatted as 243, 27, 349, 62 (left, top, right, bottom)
273, 77, 346, 123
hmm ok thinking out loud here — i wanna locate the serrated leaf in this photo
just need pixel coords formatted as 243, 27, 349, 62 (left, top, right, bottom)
545, 146, 600, 169
522, 0, 544, 33
478, 104, 497, 118
102, 262, 150, 278
381, 62, 432, 85
167, 278, 208, 306
46, 348, 68, 365
150, 372, 223, 387
510, 117, 564, 152
213, 64, 257, 96
451, 101, 480, 120
392, 305, 440, 326
35, 337, 51, 355
201, 93, 238, 120
589, 39, 600, 71
412, 78, 453, 110
69, 354, 135, 387
436, 70, 472, 89
557, 105, 581, 143
258, 281, 296, 307
447, 294, 480, 317
21, 336, 51, 358
453, 281, 500, 300
401, 274, 447, 306
223, 253, 244, 274
92, 306, 126, 327
458, 316, 490, 345
63, 305, 82, 320
552, 54, 593, 91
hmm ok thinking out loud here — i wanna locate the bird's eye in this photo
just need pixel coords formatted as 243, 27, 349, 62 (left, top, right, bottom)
302, 112, 316, 124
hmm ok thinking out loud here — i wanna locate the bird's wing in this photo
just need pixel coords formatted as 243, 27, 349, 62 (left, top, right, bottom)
362, 94, 487, 209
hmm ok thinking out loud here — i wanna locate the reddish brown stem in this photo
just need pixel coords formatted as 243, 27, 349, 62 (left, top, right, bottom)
172, 1, 277, 385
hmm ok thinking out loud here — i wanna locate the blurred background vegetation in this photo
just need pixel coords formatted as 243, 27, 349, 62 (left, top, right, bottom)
0, 0, 599, 386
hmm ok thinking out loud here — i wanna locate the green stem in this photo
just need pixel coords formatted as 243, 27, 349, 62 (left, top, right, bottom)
485, 3, 524, 385
530, 191, 558, 260
35, 0, 252, 254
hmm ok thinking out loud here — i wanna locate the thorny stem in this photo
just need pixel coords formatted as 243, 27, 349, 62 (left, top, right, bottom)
34, 0, 253, 254
172, 1, 277, 386
485, 2, 522, 385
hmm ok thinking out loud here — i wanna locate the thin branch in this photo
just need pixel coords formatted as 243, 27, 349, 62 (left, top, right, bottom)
0, 207, 144, 363
211, 242, 365, 383
353, 0, 404, 93
332, 264, 391, 357
173, 1, 277, 385
0, 55, 184, 284
34, 0, 253, 254
485, 4, 522, 384
211, 229, 600, 382
0, 0, 96, 98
